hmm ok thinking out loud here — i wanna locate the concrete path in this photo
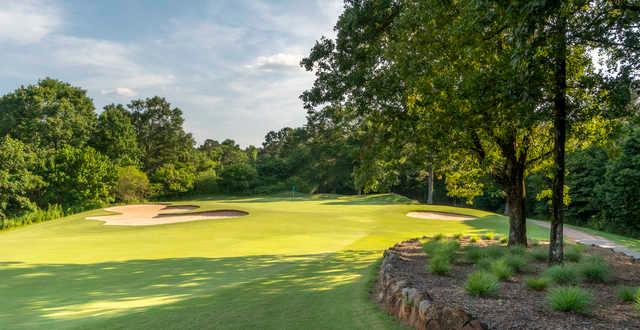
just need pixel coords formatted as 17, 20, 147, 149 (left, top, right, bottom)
529, 219, 640, 260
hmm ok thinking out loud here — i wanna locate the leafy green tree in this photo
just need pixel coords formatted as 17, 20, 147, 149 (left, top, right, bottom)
152, 163, 195, 196
0, 78, 97, 148
39, 146, 116, 210
115, 166, 150, 203
599, 127, 640, 236
91, 104, 140, 165
219, 163, 257, 193
129, 97, 195, 173
0, 137, 45, 219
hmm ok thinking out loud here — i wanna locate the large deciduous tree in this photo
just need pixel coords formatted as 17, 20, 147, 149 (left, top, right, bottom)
129, 96, 195, 173
0, 78, 97, 148
91, 104, 140, 166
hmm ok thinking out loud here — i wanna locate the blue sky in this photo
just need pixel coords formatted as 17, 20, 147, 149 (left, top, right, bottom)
0, 0, 342, 146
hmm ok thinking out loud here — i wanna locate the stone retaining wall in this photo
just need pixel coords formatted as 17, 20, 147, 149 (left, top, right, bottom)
374, 239, 486, 330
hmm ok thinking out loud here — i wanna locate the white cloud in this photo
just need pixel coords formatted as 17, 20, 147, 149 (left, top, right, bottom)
0, 0, 61, 43
101, 87, 137, 97
245, 52, 303, 71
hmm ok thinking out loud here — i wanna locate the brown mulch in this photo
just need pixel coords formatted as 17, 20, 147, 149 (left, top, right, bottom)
389, 238, 640, 330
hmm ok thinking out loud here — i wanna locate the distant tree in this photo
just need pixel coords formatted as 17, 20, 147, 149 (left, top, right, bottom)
129, 97, 195, 173
39, 146, 116, 210
219, 163, 257, 193
115, 166, 150, 203
599, 127, 640, 236
0, 137, 45, 219
91, 104, 140, 165
0, 78, 97, 148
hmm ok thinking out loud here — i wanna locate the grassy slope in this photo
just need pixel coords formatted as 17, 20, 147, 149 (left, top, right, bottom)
0, 194, 549, 329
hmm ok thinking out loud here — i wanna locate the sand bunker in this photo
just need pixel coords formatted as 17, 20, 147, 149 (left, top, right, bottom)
406, 211, 477, 221
87, 204, 248, 226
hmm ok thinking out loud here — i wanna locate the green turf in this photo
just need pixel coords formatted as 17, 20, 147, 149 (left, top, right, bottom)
0, 193, 548, 329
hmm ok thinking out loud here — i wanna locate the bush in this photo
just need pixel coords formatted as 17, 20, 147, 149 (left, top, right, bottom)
530, 247, 548, 262
564, 244, 584, 262
499, 236, 508, 244
578, 256, 610, 283
546, 264, 580, 285
452, 233, 463, 239
490, 258, 514, 280
617, 286, 639, 303
115, 166, 149, 202
433, 233, 446, 241
476, 257, 493, 270
525, 277, 551, 291
465, 271, 500, 297
508, 245, 527, 256
547, 286, 592, 314
1, 204, 64, 230
470, 235, 479, 243
428, 255, 452, 275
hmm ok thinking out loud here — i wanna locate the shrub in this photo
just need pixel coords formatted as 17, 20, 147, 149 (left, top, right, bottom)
530, 247, 548, 262
499, 236, 508, 244
424, 239, 459, 258
465, 271, 500, 297
115, 166, 150, 202
526, 277, 551, 291
218, 163, 257, 193
564, 245, 584, 262
578, 256, 610, 283
476, 257, 493, 270
152, 163, 196, 196
428, 255, 452, 275
491, 258, 514, 280
617, 286, 639, 303
193, 170, 218, 194
546, 264, 580, 285
452, 233, 463, 239
547, 286, 592, 314
470, 235, 479, 243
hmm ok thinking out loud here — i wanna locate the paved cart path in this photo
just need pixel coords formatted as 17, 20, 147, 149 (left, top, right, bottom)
530, 219, 640, 260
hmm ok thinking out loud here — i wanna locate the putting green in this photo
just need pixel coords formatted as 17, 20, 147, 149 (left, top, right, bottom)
0, 194, 550, 329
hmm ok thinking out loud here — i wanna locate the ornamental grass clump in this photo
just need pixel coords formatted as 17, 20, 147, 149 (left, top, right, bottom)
564, 244, 584, 262
465, 246, 485, 263
546, 264, 580, 285
617, 286, 639, 303
490, 258, 514, 281
428, 255, 452, 275
578, 255, 610, 283
525, 276, 551, 291
547, 286, 592, 314
530, 247, 548, 262
465, 271, 500, 297
504, 254, 528, 273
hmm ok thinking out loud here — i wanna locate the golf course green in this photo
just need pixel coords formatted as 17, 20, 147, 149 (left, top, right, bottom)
0, 194, 551, 329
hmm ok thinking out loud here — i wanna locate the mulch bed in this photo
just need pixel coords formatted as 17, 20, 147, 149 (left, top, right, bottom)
389, 238, 640, 330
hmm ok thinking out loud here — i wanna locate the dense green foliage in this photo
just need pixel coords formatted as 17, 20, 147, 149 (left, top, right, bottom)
547, 286, 593, 314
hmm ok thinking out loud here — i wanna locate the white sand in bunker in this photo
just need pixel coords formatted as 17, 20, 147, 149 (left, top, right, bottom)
406, 211, 477, 221
86, 204, 248, 226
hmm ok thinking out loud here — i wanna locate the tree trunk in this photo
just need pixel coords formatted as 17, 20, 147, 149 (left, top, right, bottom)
505, 161, 528, 247
549, 15, 567, 264
427, 164, 434, 204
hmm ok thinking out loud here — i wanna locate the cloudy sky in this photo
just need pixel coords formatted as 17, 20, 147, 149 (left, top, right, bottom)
0, 0, 342, 146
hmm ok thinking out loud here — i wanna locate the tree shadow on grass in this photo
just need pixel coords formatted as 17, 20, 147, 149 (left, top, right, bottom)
0, 251, 400, 329
321, 194, 417, 206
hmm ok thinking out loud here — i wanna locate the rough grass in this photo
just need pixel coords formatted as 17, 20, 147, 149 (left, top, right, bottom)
547, 286, 593, 314
0, 193, 523, 329
617, 286, 639, 302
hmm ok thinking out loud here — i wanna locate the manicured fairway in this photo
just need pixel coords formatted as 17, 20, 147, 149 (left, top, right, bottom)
0, 194, 550, 329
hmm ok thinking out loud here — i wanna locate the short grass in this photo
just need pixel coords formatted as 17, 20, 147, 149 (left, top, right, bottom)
0, 193, 549, 329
